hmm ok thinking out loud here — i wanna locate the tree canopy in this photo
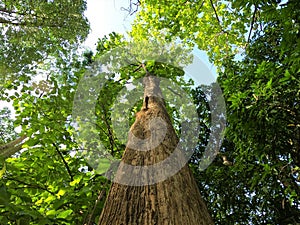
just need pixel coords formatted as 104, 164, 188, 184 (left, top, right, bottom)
0, 0, 89, 83
0, 0, 299, 224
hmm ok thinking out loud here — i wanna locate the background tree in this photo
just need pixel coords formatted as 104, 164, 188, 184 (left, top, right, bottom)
0, 0, 90, 158
0, 108, 17, 144
0, 1, 96, 224
0, 51, 109, 224
0, 0, 89, 83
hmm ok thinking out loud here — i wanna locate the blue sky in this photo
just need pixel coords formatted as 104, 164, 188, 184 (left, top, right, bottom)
83, 0, 134, 50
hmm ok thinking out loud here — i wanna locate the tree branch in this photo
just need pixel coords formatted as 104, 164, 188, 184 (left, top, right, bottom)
85, 189, 106, 225
53, 143, 74, 181
0, 135, 26, 151
0, 145, 22, 158
132, 64, 142, 74
247, 5, 258, 44
0, 15, 67, 28
141, 63, 152, 76
5, 177, 55, 195
166, 86, 182, 97
0, 7, 35, 17
121, 0, 141, 16
0, 136, 27, 158
98, 101, 117, 156
209, 0, 227, 34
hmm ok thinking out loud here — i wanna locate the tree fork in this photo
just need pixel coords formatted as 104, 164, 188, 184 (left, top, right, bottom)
98, 75, 214, 225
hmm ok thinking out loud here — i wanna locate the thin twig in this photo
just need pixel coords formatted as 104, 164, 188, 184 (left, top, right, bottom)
98, 101, 116, 156
199, 0, 205, 11
141, 63, 152, 76
209, 0, 227, 34
247, 5, 258, 44
5, 177, 55, 195
166, 86, 182, 97
53, 143, 74, 181
86, 189, 106, 225
132, 64, 142, 73
121, 0, 141, 16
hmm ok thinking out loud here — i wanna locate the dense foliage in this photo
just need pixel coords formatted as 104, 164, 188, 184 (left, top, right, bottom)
0, 0, 299, 224
0, 0, 89, 84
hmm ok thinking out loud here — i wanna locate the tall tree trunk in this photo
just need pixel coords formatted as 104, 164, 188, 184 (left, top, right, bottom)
98, 75, 214, 225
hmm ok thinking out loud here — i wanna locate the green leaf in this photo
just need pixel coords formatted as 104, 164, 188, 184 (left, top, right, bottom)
0, 185, 10, 205
0, 161, 6, 178
70, 175, 82, 187
95, 158, 112, 174
46, 209, 57, 216
57, 209, 73, 219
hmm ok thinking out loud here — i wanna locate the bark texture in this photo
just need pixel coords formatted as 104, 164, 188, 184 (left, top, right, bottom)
98, 76, 214, 225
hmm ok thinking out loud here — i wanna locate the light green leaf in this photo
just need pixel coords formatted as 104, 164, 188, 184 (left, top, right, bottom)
57, 209, 73, 219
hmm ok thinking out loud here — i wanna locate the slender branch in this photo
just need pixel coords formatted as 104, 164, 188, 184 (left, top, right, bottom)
5, 177, 55, 195
86, 189, 106, 225
53, 143, 74, 181
93, 122, 109, 137
0, 8, 35, 18
166, 86, 182, 97
0, 14, 67, 29
98, 101, 116, 155
0, 8, 15, 14
132, 64, 142, 74
121, 0, 141, 16
247, 5, 258, 44
209, 0, 227, 34
0, 18, 57, 28
141, 63, 152, 76
199, 0, 205, 11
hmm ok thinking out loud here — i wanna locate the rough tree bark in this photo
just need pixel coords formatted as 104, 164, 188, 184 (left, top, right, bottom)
98, 75, 214, 225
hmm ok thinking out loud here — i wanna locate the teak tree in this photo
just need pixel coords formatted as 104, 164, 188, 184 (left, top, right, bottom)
98, 74, 214, 225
